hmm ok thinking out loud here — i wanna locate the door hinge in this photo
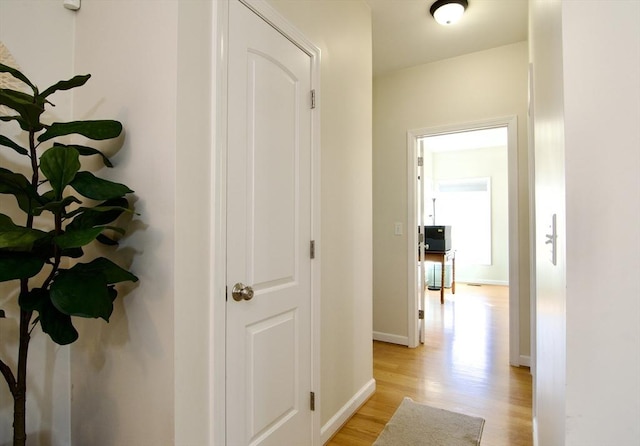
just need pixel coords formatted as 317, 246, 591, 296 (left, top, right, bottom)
417, 156, 424, 167
310, 391, 316, 411
311, 89, 316, 109
310, 240, 315, 259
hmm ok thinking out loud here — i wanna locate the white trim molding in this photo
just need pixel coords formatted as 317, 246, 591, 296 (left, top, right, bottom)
320, 379, 376, 444
373, 331, 409, 346
406, 116, 521, 367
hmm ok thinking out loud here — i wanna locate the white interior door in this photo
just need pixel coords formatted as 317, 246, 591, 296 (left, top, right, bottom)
417, 141, 426, 343
226, 1, 313, 445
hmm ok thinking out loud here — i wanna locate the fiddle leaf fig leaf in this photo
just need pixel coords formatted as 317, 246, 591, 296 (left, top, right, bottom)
54, 227, 105, 249
65, 197, 129, 229
0, 63, 38, 93
38, 120, 122, 142
40, 74, 91, 99
34, 195, 82, 215
0, 89, 45, 131
0, 168, 41, 214
96, 234, 119, 246
0, 135, 28, 155
72, 257, 139, 284
38, 298, 79, 345
18, 288, 49, 312
0, 214, 48, 250
53, 142, 113, 168
50, 269, 112, 321
0, 252, 45, 282
70, 171, 133, 200
40, 146, 80, 198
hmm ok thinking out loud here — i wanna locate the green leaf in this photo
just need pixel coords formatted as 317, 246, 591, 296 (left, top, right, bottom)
66, 197, 130, 229
38, 298, 79, 345
0, 168, 41, 214
0, 63, 38, 93
38, 120, 123, 142
0, 135, 28, 155
96, 234, 119, 246
61, 247, 84, 258
0, 252, 45, 282
40, 74, 91, 98
29, 233, 83, 261
34, 195, 82, 216
70, 171, 133, 200
50, 269, 113, 321
19, 288, 49, 312
0, 89, 45, 131
40, 145, 80, 198
72, 257, 139, 284
53, 142, 113, 168
54, 227, 104, 249
108, 286, 118, 302
0, 214, 48, 250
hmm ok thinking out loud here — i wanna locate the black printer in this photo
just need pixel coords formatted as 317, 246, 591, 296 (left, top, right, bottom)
424, 225, 451, 251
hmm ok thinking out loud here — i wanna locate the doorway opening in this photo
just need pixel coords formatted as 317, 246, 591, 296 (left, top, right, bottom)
407, 117, 521, 367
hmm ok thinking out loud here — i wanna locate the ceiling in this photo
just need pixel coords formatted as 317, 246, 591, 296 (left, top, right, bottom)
365, 0, 529, 76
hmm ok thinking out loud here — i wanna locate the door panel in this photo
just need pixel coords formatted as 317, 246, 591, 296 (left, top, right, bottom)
226, 1, 313, 445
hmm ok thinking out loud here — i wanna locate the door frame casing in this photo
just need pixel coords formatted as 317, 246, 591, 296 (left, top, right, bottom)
406, 116, 520, 367
212, 1, 322, 444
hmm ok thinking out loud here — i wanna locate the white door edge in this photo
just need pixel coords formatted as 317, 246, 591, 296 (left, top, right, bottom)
211, 1, 322, 444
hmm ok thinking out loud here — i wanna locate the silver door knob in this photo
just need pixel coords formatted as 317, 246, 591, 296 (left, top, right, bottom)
232, 283, 254, 301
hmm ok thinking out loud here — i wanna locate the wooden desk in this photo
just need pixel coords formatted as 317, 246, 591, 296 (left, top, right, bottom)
421, 249, 455, 304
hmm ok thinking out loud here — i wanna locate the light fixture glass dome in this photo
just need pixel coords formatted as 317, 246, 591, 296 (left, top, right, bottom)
430, 0, 468, 26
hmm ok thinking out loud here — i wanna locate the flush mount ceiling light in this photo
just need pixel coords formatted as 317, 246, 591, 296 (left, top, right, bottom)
430, 0, 468, 26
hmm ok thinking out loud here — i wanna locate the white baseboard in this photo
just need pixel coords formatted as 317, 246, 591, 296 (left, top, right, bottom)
457, 279, 509, 286
320, 378, 376, 445
372, 331, 409, 346
519, 355, 531, 367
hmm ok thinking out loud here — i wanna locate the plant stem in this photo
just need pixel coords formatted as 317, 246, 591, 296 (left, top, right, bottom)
0, 357, 17, 396
10, 127, 39, 446
13, 303, 32, 446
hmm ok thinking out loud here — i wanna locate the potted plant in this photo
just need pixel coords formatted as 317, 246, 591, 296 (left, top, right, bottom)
0, 63, 138, 446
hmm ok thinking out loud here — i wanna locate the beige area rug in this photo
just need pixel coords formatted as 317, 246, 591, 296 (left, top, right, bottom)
373, 397, 485, 446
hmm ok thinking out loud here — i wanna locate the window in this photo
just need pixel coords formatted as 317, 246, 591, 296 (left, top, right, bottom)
435, 177, 491, 265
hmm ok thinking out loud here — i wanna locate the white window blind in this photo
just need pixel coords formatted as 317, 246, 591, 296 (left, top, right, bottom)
435, 177, 491, 265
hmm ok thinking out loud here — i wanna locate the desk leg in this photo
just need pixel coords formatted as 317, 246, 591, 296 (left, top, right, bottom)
440, 257, 445, 304
451, 254, 456, 295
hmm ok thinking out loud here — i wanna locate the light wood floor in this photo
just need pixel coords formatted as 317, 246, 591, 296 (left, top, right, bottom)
326, 284, 532, 446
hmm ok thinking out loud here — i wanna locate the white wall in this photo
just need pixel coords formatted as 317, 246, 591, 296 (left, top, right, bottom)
1, 1, 214, 445
373, 42, 530, 355
0, 3, 76, 444
530, 0, 640, 444
529, 0, 566, 442
266, 0, 374, 436
70, 3, 178, 444
70, 1, 213, 445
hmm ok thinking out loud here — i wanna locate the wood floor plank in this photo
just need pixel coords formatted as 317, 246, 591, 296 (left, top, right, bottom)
325, 284, 532, 446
